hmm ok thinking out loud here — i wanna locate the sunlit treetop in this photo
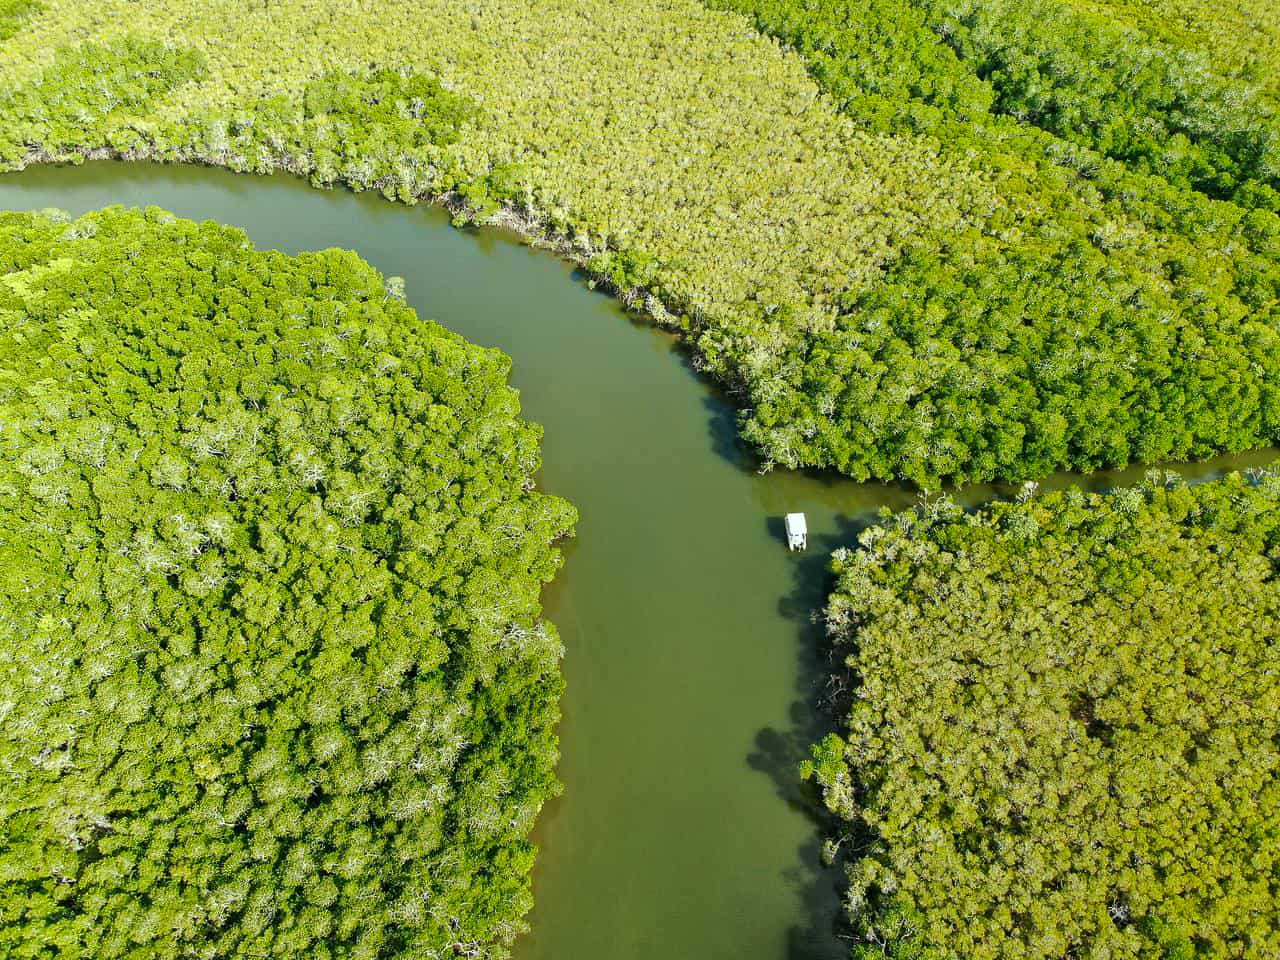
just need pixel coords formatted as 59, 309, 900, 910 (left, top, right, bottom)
0, 206, 575, 959
807, 468, 1280, 960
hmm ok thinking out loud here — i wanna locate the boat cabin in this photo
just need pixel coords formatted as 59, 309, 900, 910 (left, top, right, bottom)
784, 512, 808, 551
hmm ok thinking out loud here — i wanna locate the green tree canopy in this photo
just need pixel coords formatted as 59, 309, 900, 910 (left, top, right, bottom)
808, 470, 1280, 959
0, 0, 40, 41
0, 207, 575, 959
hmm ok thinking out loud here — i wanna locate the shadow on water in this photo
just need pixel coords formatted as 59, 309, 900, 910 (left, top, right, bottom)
749, 513, 873, 960
703, 393, 755, 472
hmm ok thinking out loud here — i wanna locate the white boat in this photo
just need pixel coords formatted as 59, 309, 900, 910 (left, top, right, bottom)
784, 513, 807, 551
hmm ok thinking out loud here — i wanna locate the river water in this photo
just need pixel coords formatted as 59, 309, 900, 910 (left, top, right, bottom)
2, 161, 1272, 960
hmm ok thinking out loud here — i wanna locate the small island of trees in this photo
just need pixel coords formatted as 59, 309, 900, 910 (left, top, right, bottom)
0, 206, 575, 959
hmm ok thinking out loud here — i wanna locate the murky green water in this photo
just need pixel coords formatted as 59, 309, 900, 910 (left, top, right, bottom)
2, 161, 1273, 960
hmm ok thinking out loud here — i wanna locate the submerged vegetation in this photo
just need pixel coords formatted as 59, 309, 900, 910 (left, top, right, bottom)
0, 207, 575, 958
806, 470, 1280, 959
0, 0, 1273, 484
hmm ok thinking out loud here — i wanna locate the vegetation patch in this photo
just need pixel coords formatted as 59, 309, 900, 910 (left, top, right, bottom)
1082, 0, 1280, 105
0, 38, 206, 161
0, 207, 575, 959
806, 470, 1280, 959
201, 69, 477, 204
713, 0, 1280, 483
0, 0, 40, 42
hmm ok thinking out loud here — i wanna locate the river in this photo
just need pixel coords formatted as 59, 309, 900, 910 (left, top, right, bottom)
2, 161, 1272, 960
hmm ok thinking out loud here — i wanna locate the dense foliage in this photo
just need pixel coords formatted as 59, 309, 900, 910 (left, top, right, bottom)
0, 38, 206, 161
1086, 0, 1280, 107
715, 0, 1280, 207
0, 0, 1276, 485
711, 0, 1280, 483
0, 207, 575, 959
805, 470, 1280, 959
0, 0, 39, 42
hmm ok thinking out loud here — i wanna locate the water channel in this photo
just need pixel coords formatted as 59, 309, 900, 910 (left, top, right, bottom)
2, 161, 1273, 960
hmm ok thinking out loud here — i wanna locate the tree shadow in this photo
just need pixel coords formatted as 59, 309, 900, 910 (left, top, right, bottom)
704, 393, 758, 472
623, 327, 765, 474
748, 513, 876, 960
